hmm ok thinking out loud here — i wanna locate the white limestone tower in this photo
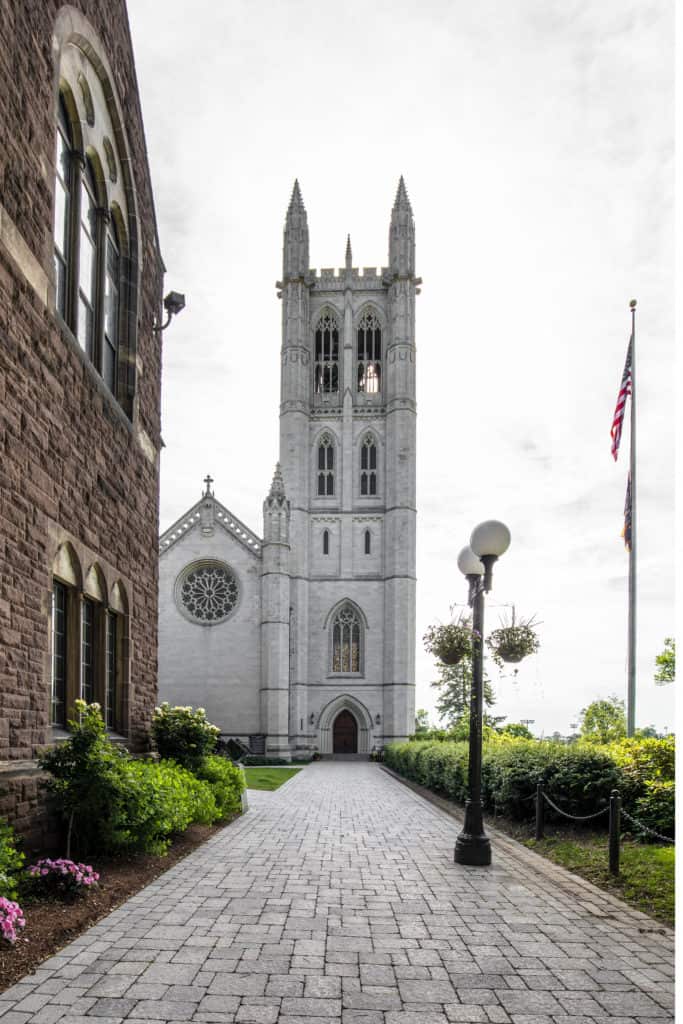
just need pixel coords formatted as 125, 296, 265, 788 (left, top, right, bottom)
260, 463, 292, 758
277, 179, 417, 756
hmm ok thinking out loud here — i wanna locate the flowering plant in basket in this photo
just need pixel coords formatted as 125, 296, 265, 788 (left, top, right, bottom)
0, 897, 26, 944
28, 858, 99, 896
423, 616, 478, 666
486, 614, 540, 668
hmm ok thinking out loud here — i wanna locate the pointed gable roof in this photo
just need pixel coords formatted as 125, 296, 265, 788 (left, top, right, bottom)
159, 489, 263, 559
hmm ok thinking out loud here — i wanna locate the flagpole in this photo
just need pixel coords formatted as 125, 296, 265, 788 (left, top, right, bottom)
627, 299, 637, 737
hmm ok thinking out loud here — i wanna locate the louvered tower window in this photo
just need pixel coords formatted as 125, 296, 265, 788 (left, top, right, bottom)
314, 313, 339, 393
357, 311, 381, 393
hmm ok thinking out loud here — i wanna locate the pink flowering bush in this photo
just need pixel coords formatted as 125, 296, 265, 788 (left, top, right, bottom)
0, 897, 26, 944
28, 858, 99, 896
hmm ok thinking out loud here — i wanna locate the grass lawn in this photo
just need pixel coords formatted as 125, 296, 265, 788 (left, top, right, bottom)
243, 766, 303, 791
525, 834, 674, 927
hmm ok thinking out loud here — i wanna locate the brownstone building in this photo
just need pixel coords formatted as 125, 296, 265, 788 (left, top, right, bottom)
0, 2, 165, 846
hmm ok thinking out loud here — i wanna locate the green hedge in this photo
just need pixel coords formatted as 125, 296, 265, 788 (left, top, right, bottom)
384, 736, 674, 837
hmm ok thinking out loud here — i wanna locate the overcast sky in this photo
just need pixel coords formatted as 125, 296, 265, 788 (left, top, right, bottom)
128, 0, 674, 736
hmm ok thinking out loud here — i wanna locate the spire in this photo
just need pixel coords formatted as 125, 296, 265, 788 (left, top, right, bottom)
389, 175, 415, 276
345, 234, 352, 270
269, 462, 286, 499
393, 175, 412, 213
283, 179, 309, 279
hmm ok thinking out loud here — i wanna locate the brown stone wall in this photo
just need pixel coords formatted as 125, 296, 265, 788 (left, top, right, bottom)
0, 0, 164, 802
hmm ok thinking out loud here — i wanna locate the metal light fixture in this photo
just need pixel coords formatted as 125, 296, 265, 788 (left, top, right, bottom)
309, 712, 315, 725
375, 713, 381, 725
454, 519, 511, 867
154, 290, 186, 332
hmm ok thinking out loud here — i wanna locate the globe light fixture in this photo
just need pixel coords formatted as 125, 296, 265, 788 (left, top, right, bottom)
454, 519, 511, 868
470, 520, 511, 591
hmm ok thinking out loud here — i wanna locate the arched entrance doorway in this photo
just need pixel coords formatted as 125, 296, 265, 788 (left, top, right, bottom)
333, 709, 358, 754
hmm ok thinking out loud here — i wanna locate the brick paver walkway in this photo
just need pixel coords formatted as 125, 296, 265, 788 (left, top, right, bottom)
0, 763, 674, 1024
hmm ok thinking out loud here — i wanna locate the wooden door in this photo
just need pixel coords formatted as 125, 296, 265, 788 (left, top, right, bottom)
333, 709, 358, 754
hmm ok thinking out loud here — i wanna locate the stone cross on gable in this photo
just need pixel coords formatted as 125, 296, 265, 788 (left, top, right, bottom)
203, 474, 214, 497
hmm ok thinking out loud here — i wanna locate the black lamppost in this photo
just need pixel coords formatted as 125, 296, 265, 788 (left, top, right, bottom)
454, 520, 511, 866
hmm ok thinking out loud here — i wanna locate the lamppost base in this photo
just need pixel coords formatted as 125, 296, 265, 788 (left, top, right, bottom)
454, 831, 491, 866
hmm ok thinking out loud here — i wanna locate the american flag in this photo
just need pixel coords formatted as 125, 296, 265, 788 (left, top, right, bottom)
610, 336, 633, 460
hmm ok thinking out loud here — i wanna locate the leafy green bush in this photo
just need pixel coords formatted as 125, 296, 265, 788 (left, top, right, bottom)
194, 756, 245, 818
39, 701, 222, 856
151, 704, 220, 770
0, 820, 24, 901
632, 780, 675, 838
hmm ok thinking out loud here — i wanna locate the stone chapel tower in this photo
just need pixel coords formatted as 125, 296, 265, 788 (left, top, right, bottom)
278, 179, 417, 756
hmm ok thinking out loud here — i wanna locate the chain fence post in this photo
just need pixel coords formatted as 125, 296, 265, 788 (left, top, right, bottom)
609, 788, 621, 875
535, 782, 545, 841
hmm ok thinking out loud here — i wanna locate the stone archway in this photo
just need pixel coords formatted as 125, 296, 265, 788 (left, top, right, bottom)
317, 694, 373, 755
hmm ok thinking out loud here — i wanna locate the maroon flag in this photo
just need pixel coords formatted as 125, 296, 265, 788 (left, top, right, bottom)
610, 337, 633, 460
622, 472, 632, 551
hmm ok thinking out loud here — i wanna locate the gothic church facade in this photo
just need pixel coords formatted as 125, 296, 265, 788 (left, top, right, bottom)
158, 181, 417, 758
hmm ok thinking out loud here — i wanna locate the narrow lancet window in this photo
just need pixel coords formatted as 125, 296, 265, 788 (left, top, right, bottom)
54, 99, 73, 319
331, 604, 362, 674
364, 530, 371, 555
314, 313, 339, 393
51, 581, 68, 726
317, 433, 335, 496
357, 311, 382, 393
77, 161, 98, 358
360, 435, 377, 496
323, 529, 330, 555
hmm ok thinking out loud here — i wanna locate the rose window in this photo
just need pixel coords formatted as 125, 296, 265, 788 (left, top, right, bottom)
178, 563, 239, 625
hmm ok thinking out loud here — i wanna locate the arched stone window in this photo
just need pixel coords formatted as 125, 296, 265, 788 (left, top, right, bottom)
331, 604, 363, 674
322, 529, 330, 555
52, 30, 137, 412
314, 312, 339, 394
364, 529, 371, 555
317, 433, 335, 496
357, 310, 381, 394
360, 434, 377, 496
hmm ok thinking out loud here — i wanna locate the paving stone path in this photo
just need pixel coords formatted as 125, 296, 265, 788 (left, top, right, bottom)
0, 763, 674, 1024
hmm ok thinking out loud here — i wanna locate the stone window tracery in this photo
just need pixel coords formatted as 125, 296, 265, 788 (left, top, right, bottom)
360, 434, 378, 496
357, 311, 381, 394
317, 433, 335, 496
314, 313, 339, 394
331, 604, 363, 674
177, 562, 239, 625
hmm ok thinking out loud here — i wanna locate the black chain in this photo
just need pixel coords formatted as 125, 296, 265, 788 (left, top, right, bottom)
542, 792, 609, 822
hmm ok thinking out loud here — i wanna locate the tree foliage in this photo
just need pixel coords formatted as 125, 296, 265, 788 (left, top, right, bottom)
579, 696, 626, 744
431, 659, 495, 728
654, 638, 675, 686
414, 709, 430, 734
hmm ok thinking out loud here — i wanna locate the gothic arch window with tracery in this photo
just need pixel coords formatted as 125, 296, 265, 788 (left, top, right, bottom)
331, 604, 363, 674
357, 310, 382, 394
317, 433, 335, 496
360, 434, 378, 496
52, 34, 137, 414
176, 561, 239, 625
314, 312, 339, 394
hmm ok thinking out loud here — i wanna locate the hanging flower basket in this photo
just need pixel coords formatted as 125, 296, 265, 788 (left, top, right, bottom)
423, 617, 476, 666
487, 615, 540, 668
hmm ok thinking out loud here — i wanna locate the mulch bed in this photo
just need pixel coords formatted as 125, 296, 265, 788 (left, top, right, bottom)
0, 817, 238, 993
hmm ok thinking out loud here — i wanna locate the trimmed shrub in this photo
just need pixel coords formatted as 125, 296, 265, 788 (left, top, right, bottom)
0, 820, 24, 901
152, 704, 220, 770
39, 701, 222, 856
633, 780, 675, 838
194, 755, 245, 818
